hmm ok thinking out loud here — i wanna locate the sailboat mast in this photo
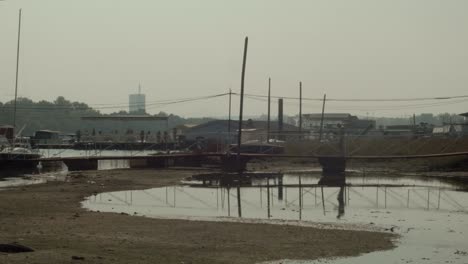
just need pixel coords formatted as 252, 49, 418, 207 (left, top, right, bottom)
13, 8, 22, 131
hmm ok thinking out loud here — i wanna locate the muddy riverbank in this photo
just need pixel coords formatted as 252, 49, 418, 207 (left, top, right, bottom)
0, 168, 396, 264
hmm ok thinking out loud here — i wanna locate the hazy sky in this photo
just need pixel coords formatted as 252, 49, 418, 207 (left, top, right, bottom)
1, 0, 467, 118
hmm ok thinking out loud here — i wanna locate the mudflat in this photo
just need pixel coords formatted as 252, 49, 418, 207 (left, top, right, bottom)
0, 169, 396, 263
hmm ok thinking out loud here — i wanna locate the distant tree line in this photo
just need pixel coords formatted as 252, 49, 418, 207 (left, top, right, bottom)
1, 96, 464, 136
0, 96, 214, 136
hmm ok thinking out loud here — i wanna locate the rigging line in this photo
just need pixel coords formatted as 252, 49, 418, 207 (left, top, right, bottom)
240, 95, 468, 112
284, 100, 468, 113
234, 92, 468, 102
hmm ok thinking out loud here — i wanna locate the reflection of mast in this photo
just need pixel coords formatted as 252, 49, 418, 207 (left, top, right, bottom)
13, 9, 22, 131
337, 186, 345, 219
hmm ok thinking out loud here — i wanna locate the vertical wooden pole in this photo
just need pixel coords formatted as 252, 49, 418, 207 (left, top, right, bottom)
236, 37, 248, 218
376, 187, 379, 208
13, 9, 22, 131
299, 175, 302, 220
260, 186, 263, 208
427, 188, 430, 210
216, 187, 219, 209
318, 94, 327, 142
267, 78, 271, 142
437, 188, 441, 210
314, 187, 317, 206
227, 188, 231, 217
267, 178, 271, 219
228, 89, 232, 144
165, 187, 168, 204
384, 186, 387, 208
299, 81, 302, 137
321, 186, 326, 216
407, 189, 410, 208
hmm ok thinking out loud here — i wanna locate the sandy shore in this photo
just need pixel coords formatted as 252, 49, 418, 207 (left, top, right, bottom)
0, 168, 396, 263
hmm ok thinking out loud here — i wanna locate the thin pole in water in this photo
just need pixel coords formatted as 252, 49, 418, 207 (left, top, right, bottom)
384, 186, 387, 208
267, 178, 271, 219
318, 94, 326, 142
228, 89, 232, 144
299, 81, 302, 137
437, 188, 441, 210
267, 78, 271, 142
216, 187, 219, 209
427, 188, 430, 210
407, 189, 410, 208
227, 187, 231, 217
299, 175, 302, 220
236, 37, 249, 218
260, 186, 263, 208
314, 187, 317, 206
321, 186, 326, 216
285, 186, 288, 206
13, 9, 22, 131
376, 187, 379, 208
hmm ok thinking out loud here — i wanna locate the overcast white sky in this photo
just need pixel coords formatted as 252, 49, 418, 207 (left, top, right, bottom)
1, 0, 467, 118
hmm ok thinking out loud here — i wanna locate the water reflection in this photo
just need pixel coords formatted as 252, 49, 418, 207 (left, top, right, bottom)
84, 172, 468, 222
83, 172, 468, 264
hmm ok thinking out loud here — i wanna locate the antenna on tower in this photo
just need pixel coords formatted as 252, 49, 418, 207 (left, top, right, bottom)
138, 83, 141, 94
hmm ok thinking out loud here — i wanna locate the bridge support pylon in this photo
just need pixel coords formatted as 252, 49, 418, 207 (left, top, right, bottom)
318, 156, 346, 174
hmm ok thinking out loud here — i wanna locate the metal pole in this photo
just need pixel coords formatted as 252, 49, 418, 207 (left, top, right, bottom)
384, 187, 387, 208
437, 188, 441, 210
13, 9, 22, 131
228, 89, 232, 144
299, 175, 302, 220
267, 179, 271, 218
376, 187, 379, 208
427, 188, 430, 210
236, 36, 248, 218
285, 186, 288, 206
318, 94, 326, 142
267, 78, 271, 142
216, 187, 219, 209
227, 187, 231, 217
407, 189, 410, 208
299, 81, 302, 137
321, 186, 326, 216
260, 186, 263, 208
314, 187, 317, 206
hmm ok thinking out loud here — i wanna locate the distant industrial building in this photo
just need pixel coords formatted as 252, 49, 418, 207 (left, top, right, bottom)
183, 119, 299, 143
33, 130, 61, 144
302, 113, 376, 135
432, 112, 468, 136
461, 112, 468, 123
129, 84, 146, 114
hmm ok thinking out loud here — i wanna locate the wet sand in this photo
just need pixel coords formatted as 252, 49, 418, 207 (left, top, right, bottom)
0, 169, 396, 263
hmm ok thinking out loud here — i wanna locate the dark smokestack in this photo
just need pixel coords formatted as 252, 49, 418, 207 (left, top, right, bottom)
278, 98, 283, 138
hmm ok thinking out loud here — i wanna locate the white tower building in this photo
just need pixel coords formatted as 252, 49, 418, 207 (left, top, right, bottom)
129, 84, 146, 114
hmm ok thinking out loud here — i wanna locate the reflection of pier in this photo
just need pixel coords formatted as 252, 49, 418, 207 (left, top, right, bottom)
86, 173, 467, 222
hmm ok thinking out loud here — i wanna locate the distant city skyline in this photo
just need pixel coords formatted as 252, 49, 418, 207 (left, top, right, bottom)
1, 0, 468, 118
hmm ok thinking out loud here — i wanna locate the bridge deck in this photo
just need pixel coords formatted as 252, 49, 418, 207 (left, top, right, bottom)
35, 151, 468, 162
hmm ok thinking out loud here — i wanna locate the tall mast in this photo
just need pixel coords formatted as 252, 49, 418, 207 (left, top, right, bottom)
236, 36, 248, 218
228, 88, 232, 143
299, 81, 302, 135
267, 78, 271, 142
318, 94, 327, 142
13, 9, 22, 131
